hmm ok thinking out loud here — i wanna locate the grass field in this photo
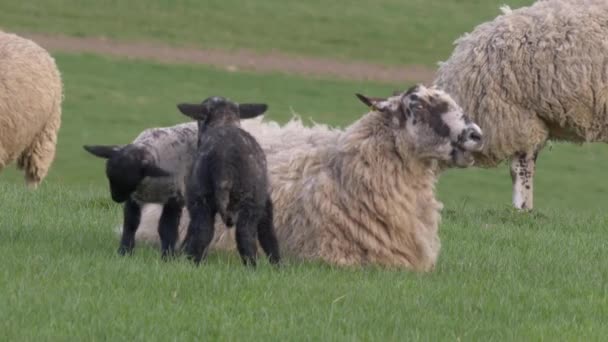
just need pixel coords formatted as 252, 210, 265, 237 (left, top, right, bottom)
2, 0, 608, 340
1, 0, 533, 66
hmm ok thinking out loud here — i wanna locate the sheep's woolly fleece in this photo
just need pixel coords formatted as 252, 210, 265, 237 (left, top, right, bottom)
131, 106, 445, 271
434, 0, 608, 167
0, 31, 62, 187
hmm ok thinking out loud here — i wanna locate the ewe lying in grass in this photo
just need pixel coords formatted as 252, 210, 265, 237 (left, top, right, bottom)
135, 85, 483, 271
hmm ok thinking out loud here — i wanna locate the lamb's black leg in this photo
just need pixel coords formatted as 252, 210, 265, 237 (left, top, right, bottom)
182, 200, 216, 265
257, 199, 280, 265
235, 209, 260, 267
118, 198, 141, 255
158, 196, 183, 260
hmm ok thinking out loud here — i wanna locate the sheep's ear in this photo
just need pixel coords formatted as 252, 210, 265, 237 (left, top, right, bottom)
144, 164, 171, 178
83, 145, 123, 159
177, 103, 207, 120
238, 103, 268, 119
355, 93, 389, 112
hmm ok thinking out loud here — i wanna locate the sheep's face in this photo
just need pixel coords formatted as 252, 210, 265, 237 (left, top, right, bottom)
356, 84, 483, 167
177, 96, 268, 131
83, 145, 170, 203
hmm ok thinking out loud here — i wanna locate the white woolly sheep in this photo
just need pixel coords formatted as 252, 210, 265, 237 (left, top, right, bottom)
177, 96, 280, 266
433, 0, 608, 210
0, 31, 63, 187
132, 85, 484, 271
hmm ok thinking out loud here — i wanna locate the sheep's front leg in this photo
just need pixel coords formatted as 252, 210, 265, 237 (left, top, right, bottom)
182, 200, 216, 264
118, 198, 141, 255
510, 152, 537, 210
158, 196, 184, 259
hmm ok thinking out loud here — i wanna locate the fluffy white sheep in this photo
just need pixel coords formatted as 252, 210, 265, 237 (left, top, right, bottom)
0, 31, 63, 187
433, 0, 608, 210
132, 85, 484, 271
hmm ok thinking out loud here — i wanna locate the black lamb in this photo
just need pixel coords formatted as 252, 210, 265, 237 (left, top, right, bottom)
177, 96, 280, 267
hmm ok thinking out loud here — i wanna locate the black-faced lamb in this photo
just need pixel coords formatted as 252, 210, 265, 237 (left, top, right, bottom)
0, 31, 62, 188
134, 85, 483, 271
433, 0, 608, 210
176, 96, 280, 267
83, 123, 197, 258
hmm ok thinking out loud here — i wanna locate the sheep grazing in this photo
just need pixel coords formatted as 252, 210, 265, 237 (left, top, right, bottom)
0, 31, 63, 187
83, 122, 198, 258
433, 0, 608, 210
176, 96, 280, 267
135, 85, 483, 271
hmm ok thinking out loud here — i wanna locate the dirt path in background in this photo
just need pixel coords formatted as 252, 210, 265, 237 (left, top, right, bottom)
20, 32, 437, 84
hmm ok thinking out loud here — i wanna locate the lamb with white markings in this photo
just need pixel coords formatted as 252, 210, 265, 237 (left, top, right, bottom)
133, 85, 484, 271
84, 123, 198, 258
0, 31, 62, 187
433, 0, 608, 210
177, 96, 280, 266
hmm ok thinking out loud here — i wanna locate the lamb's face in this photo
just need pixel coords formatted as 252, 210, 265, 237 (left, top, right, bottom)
83, 144, 171, 203
356, 84, 483, 167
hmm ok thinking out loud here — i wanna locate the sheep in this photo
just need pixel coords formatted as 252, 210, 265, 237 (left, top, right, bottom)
0, 31, 63, 188
83, 122, 198, 258
132, 85, 484, 271
433, 0, 608, 210
176, 96, 280, 266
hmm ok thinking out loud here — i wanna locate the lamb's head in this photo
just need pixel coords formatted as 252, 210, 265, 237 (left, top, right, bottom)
83, 144, 170, 202
177, 96, 268, 131
356, 84, 483, 167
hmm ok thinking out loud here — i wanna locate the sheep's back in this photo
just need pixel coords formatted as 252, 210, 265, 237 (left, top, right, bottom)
0, 31, 62, 163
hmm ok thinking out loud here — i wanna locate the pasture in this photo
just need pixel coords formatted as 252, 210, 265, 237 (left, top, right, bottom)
1, 0, 608, 340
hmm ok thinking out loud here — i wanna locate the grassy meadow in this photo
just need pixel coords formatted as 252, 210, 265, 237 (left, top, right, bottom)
2, 0, 608, 340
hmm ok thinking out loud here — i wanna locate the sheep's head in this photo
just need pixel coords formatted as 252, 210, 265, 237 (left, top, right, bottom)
177, 96, 268, 130
83, 144, 170, 202
356, 84, 483, 167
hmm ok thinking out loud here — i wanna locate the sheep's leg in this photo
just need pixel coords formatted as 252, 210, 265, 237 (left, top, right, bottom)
235, 209, 260, 267
118, 199, 141, 255
158, 197, 183, 260
182, 201, 216, 264
257, 199, 280, 265
510, 152, 538, 210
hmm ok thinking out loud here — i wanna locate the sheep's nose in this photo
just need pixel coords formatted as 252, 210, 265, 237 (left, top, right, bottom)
462, 125, 484, 151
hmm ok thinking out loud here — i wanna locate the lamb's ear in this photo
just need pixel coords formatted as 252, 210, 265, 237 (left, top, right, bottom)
238, 103, 268, 119
83, 145, 123, 159
177, 103, 207, 120
355, 93, 389, 112
143, 164, 171, 178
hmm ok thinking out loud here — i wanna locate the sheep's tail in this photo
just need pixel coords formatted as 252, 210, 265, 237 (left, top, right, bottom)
17, 97, 62, 189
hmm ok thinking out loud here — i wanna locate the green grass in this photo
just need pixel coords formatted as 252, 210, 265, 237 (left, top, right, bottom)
0, 0, 533, 66
2, 54, 608, 340
1, 183, 607, 340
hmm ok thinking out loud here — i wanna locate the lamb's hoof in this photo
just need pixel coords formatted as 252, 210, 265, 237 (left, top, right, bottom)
117, 246, 133, 256
162, 248, 180, 261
